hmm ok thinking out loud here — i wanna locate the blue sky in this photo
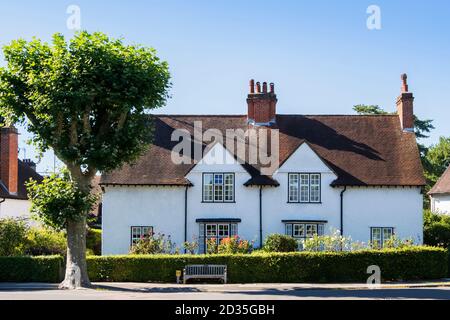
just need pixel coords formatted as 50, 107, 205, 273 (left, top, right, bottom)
1, 0, 449, 173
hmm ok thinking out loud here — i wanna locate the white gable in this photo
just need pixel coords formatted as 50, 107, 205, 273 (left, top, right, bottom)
277, 143, 336, 175
188, 143, 247, 174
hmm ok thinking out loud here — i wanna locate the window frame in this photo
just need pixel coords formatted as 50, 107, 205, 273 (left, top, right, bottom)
370, 227, 395, 248
285, 222, 325, 239
199, 222, 239, 253
202, 173, 235, 203
130, 226, 154, 247
288, 173, 322, 204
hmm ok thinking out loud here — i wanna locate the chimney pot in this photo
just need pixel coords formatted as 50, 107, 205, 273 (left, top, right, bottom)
270, 83, 275, 93
263, 82, 268, 93
401, 73, 409, 93
249, 79, 255, 94
256, 82, 261, 93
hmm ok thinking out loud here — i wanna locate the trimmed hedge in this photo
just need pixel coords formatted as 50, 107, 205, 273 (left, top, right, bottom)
0, 256, 64, 283
88, 247, 448, 283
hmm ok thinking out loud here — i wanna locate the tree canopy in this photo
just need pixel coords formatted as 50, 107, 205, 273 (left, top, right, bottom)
0, 32, 171, 177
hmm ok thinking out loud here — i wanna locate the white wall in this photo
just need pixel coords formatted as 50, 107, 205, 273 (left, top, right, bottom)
0, 199, 32, 222
345, 187, 423, 244
431, 194, 450, 215
102, 186, 186, 255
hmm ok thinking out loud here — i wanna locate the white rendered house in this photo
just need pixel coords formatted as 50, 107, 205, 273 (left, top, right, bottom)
429, 167, 450, 215
101, 75, 425, 255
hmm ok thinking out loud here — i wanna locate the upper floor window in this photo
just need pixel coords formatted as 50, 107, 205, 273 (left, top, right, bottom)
288, 173, 321, 203
203, 173, 235, 203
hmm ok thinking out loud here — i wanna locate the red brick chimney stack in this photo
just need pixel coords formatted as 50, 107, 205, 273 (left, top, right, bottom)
396, 74, 415, 132
0, 127, 19, 194
247, 79, 278, 126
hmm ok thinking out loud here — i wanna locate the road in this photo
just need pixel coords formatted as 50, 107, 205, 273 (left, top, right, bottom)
0, 283, 450, 300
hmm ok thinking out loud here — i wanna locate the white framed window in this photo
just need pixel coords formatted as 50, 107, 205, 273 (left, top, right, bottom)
286, 223, 325, 239
199, 222, 239, 253
289, 174, 299, 202
288, 173, 321, 203
310, 174, 321, 203
131, 226, 153, 246
371, 227, 394, 248
300, 174, 310, 203
203, 173, 235, 203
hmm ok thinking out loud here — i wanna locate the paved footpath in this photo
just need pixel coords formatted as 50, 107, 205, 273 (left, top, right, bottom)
0, 281, 450, 300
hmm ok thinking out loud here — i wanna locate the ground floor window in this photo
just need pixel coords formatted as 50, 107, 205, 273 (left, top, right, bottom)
131, 226, 153, 246
371, 227, 394, 248
199, 222, 239, 253
285, 222, 325, 239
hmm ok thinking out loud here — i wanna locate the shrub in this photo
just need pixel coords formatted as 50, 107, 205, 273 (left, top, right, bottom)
302, 230, 366, 252
129, 233, 177, 255
182, 241, 199, 255
0, 256, 64, 282
218, 236, 254, 254
263, 234, 298, 252
87, 247, 448, 283
24, 227, 67, 256
424, 211, 450, 248
87, 228, 102, 255
0, 218, 28, 256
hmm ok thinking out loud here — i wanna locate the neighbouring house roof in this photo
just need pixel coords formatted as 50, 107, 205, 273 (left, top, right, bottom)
100, 114, 426, 188
428, 166, 450, 196
0, 160, 43, 200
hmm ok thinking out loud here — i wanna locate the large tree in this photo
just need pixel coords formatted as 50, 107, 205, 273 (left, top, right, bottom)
0, 32, 171, 288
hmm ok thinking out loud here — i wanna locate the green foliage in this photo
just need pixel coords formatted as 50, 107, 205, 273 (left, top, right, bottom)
0, 218, 28, 256
0, 256, 64, 283
353, 105, 389, 115
424, 210, 450, 248
0, 31, 171, 173
263, 234, 298, 253
182, 241, 199, 255
87, 247, 447, 283
24, 227, 66, 256
302, 230, 365, 252
86, 228, 102, 255
424, 137, 450, 187
26, 172, 96, 230
129, 233, 177, 255
217, 236, 254, 254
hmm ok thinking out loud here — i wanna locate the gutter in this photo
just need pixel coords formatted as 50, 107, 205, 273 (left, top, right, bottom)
184, 186, 188, 253
340, 186, 347, 237
259, 187, 263, 249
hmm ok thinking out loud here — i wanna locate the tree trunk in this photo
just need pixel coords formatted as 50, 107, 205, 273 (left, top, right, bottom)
59, 216, 91, 289
59, 168, 95, 290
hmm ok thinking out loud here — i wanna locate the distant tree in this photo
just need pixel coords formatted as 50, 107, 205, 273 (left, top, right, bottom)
0, 32, 171, 288
424, 137, 450, 185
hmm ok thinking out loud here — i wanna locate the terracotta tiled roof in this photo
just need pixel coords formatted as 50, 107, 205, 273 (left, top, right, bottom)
100, 114, 426, 188
0, 160, 43, 200
429, 166, 450, 195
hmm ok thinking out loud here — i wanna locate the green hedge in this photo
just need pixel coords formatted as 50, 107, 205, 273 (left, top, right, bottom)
0, 256, 64, 283
88, 247, 448, 283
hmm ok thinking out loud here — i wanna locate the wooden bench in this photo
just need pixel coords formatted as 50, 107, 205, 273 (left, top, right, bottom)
183, 265, 227, 284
